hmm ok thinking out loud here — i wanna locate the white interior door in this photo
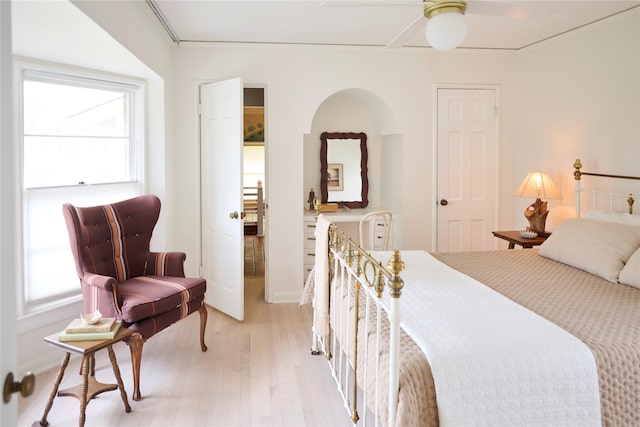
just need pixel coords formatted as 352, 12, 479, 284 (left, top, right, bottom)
200, 78, 244, 321
1, 1, 19, 422
436, 88, 498, 252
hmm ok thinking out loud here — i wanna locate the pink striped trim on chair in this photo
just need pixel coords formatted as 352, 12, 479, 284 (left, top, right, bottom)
86, 273, 122, 316
154, 252, 168, 275
90, 280, 99, 313
102, 204, 127, 281
135, 276, 192, 319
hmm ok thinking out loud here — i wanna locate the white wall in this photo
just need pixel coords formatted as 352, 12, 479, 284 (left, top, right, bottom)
172, 45, 517, 301
12, 0, 174, 375
515, 8, 640, 229
172, 8, 640, 300
70, 0, 175, 230
13, 2, 640, 375
304, 89, 394, 211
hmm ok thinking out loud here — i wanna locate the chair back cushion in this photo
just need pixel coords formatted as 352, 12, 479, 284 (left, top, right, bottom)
63, 195, 161, 281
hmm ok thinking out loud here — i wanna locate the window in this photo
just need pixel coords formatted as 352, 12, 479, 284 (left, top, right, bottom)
20, 64, 144, 314
243, 145, 265, 190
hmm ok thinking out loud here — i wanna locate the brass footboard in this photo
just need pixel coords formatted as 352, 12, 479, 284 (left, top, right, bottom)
315, 224, 404, 426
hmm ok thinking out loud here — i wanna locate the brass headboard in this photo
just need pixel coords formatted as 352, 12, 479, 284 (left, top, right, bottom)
574, 159, 639, 216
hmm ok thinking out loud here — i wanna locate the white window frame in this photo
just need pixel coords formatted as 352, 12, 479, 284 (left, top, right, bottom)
16, 59, 145, 316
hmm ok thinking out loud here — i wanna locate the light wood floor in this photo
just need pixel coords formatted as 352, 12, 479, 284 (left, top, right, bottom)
18, 238, 351, 427
244, 235, 265, 277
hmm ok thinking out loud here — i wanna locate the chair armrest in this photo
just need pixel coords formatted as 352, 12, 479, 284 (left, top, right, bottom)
83, 273, 117, 290
146, 252, 186, 277
81, 273, 122, 317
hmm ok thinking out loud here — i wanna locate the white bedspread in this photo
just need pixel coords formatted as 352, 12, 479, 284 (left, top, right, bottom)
313, 214, 332, 336
376, 250, 602, 426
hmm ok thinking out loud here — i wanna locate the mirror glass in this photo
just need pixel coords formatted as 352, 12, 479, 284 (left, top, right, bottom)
320, 132, 368, 208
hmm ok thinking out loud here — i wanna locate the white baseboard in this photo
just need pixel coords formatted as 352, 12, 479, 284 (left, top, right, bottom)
270, 290, 302, 304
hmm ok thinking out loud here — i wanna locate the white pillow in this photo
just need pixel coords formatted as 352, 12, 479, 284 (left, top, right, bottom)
584, 209, 640, 227
619, 248, 640, 289
539, 218, 640, 283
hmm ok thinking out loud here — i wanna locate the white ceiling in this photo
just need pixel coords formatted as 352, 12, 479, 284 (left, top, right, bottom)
149, 0, 640, 50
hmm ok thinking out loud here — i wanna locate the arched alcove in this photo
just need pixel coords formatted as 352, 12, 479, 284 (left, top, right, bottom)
304, 88, 404, 218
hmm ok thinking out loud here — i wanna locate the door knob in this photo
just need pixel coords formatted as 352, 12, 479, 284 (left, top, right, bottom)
440, 199, 449, 206
229, 211, 239, 219
3, 371, 35, 403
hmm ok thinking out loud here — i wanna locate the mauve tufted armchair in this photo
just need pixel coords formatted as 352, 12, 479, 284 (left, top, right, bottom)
62, 194, 208, 400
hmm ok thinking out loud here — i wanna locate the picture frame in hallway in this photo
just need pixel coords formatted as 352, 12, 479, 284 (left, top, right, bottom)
243, 106, 264, 144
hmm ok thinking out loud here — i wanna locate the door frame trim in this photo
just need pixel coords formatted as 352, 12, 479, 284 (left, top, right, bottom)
431, 84, 501, 251
242, 83, 271, 301
195, 80, 270, 302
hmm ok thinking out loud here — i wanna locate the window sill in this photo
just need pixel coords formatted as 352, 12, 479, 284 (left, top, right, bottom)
17, 294, 83, 335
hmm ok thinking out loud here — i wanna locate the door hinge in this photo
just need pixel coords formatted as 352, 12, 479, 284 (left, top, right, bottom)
197, 103, 202, 115
494, 105, 499, 117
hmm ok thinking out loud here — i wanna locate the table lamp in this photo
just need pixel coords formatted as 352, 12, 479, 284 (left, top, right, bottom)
514, 171, 561, 235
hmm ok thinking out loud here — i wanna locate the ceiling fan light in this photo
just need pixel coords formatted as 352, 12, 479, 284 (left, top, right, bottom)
425, 12, 467, 51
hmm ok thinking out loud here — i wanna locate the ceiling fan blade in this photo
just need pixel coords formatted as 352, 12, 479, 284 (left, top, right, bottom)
320, 0, 555, 19
466, 1, 557, 20
318, 0, 420, 7
385, 13, 425, 48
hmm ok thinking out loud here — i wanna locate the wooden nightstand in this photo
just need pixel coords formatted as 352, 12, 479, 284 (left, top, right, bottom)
492, 230, 550, 249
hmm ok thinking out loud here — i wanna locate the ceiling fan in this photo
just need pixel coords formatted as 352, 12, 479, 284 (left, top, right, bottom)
322, 0, 548, 50
392, 0, 550, 50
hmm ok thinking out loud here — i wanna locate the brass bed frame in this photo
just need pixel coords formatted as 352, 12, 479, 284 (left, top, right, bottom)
314, 158, 639, 426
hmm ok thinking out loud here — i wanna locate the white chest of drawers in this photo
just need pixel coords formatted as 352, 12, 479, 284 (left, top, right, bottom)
303, 215, 317, 284
370, 217, 394, 251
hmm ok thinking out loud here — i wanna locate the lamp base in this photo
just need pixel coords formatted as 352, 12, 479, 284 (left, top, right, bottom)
524, 198, 550, 235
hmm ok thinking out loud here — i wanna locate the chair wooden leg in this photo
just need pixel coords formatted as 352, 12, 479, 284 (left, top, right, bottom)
125, 332, 145, 401
199, 303, 208, 352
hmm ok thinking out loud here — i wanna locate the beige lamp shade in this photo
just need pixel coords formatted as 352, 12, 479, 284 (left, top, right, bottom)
514, 171, 561, 199
514, 171, 561, 234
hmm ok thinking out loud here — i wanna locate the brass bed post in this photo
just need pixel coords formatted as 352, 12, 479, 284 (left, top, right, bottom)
387, 250, 405, 427
342, 242, 362, 424
327, 225, 340, 361
354, 250, 364, 424
351, 251, 361, 424
574, 159, 583, 218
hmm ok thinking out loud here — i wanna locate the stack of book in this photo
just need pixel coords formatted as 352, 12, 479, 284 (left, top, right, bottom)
58, 317, 121, 342
319, 203, 339, 212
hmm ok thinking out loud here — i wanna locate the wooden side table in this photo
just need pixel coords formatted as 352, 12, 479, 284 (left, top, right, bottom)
35, 327, 133, 427
492, 230, 550, 249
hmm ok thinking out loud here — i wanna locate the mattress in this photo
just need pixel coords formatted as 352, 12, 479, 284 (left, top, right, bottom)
334, 249, 640, 426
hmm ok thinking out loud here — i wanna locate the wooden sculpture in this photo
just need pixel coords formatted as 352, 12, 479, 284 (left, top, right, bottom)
524, 198, 550, 235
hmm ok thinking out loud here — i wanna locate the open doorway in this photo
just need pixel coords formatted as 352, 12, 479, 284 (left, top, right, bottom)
243, 88, 265, 280
200, 80, 266, 321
